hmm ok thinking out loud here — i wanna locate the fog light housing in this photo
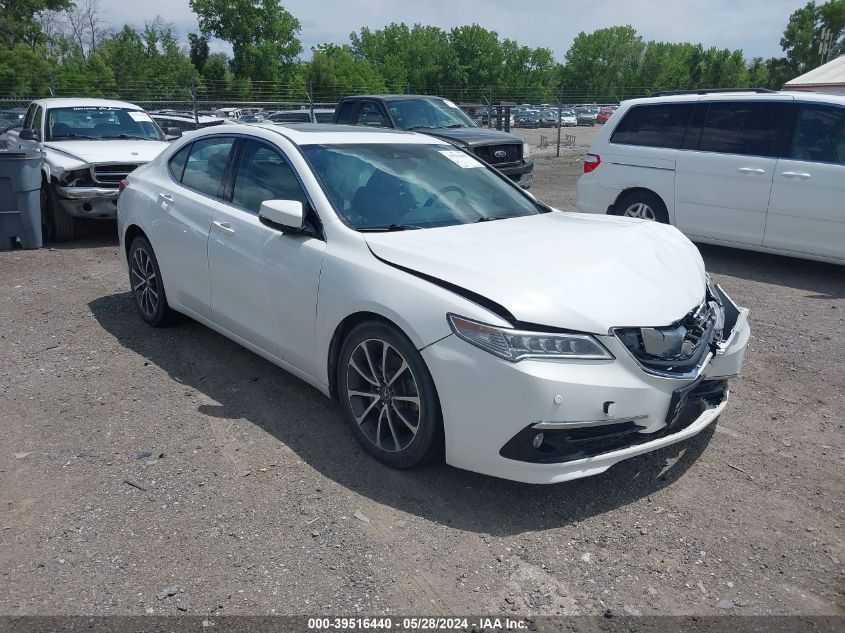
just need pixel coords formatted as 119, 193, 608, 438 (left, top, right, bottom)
532, 432, 545, 449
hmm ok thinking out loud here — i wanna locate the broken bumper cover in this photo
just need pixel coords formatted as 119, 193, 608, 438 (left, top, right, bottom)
421, 288, 749, 484
55, 186, 119, 219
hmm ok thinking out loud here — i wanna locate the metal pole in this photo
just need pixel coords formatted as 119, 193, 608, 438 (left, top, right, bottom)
308, 80, 314, 121
556, 87, 562, 158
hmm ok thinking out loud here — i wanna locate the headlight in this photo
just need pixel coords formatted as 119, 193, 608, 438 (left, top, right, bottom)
522, 142, 531, 159
448, 314, 613, 362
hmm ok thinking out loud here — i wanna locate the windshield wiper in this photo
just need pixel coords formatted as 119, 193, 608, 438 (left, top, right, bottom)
101, 134, 155, 140
358, 223, 423, 232
475, 216, 505, 223
49, 133, 98, 140
441, 123, 466, 129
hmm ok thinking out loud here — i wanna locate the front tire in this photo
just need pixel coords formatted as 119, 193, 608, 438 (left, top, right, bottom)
128, 236, 173, 327
41, 180, 74, 242
613, 190, 669, 224
338, 321, 443, 469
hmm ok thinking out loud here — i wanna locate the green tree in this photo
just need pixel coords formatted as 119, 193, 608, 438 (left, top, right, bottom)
305, 43, 385, 101
189, 0, 301, 85
561, 26, 645, 100
779, 0, 845, 74
188, 32, 209, 73
0, 0, 71, 48
447, 24, 503, 99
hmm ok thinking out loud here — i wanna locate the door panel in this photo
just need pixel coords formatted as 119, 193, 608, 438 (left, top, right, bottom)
207, 139, 326, 376
764, 104, 845, 260
674, 101, 788, 245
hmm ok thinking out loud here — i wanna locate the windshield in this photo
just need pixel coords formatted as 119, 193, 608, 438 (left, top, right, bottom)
46, 106, 164, 141
386, 98, 477, 131
302, 143, 545, 230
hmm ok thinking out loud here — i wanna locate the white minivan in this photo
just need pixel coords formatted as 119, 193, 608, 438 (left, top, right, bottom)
576, 90, 845, 264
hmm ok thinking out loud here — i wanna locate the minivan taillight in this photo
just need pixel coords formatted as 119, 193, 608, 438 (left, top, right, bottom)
583, 153, 601, 173
118, 179, 129, 194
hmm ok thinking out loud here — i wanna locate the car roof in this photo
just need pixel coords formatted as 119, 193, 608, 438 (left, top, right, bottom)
622, 91, 845, 107
342, 94, 450, 102
33, 97, 146, 110
181, 122, 448, 146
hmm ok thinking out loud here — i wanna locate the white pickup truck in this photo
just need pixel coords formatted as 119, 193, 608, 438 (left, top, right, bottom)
2, 98, 179, 241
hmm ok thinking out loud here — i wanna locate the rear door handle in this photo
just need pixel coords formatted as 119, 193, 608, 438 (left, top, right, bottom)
737, 167, 766, 174
158, 192, 173, 204
781, 171, 811, 179
212, 220, 235, 235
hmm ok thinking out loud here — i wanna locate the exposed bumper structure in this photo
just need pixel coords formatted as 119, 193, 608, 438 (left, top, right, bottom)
56, 185, 119, 200
422, 288, 749, 484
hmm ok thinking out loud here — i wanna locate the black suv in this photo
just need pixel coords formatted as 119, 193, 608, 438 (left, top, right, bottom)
332, 95, 533, 188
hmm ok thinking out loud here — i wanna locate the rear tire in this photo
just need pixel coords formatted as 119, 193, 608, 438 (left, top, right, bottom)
128, 236, 174, 327
41, 180, 74, 242
613, 190, 669, 224
338, 321, 443, 469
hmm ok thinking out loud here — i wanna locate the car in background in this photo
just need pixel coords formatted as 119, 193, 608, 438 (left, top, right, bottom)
237, 114, 265, 124
560, 109, 578, 127
118, 123, 749, 484
0, 108, 25, 134
267, 108, 336, 124
576, 90, 845, 264
516, 111, 540, 128
333, 95, 533, 188
0, 97, 174, 241
212, 107, 243, 120
596, 106, 618, 124
576, 107, 598, 126
540, 110, 559, 127
150, 111, 226, 133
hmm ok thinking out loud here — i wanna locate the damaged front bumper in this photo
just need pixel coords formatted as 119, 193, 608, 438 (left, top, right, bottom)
422, 285, 750, 484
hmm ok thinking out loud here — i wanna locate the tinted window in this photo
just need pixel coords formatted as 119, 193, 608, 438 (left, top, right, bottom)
355, 102, 388, 127
181, 137, 235, 198
790, 104, 845, 165
23, 104, 35, 130
336, 102, 356, 125
32, 107, 43, 138
231, 140, 308, 214
610, 104, 694, 149
168, 143, 191, 181
698, 102, 782, 157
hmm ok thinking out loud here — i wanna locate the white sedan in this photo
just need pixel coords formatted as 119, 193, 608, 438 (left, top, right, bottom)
117, 123, 750, 484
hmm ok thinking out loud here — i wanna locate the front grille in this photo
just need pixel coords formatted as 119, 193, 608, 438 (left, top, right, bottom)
91, 163, 141, 186
616, 300, 721, 377
473, 143, 522, 165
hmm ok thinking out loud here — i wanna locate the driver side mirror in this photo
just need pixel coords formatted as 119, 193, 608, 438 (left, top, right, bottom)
19, 128, 37, 141
165, 127, 182, 140
259, 199, 305, 233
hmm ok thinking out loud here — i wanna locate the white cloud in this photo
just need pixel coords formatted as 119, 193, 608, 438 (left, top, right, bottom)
96, 0, 807, 61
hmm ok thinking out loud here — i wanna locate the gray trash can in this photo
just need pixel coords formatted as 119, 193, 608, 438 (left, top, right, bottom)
0, 148, 44, 250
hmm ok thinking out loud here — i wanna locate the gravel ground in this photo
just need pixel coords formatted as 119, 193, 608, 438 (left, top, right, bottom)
0, 157, 843, 618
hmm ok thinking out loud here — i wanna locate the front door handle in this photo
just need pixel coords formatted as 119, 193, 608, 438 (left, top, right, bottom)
781, 171, 811, 179
158, 193, 173, 205
212, 220, 235, 235
737, 167, 766, 174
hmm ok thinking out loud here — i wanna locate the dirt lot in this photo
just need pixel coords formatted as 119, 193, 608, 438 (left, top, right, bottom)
0, 155, 843, 619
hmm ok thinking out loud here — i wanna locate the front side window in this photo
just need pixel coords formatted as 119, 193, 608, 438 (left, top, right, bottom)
231, 140, 309, 214
45, 106, 164, 141
32, 107, 43, 138
181, 137, 235, 198
22, 104, 35, 130
697, 102, 783, 157
386, 98, 477, 131
790, 104, 845, 165
302, 143, 544, 230
610, 104, 694, 149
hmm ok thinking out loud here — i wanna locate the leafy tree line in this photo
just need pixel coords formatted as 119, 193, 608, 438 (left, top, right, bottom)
0, 0, 843, 104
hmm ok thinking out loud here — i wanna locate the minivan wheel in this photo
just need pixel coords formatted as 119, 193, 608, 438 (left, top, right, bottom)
614, 191, 669, 224
128, 236, 173, 327
338, 321, 443, 469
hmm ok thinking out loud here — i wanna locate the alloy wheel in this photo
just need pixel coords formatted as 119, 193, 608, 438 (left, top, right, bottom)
131, 246, 159, 319
623, 202, 656, 220
345, 338, 421, 452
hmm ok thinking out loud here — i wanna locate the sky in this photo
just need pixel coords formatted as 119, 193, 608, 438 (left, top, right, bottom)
97, 0, 809, 61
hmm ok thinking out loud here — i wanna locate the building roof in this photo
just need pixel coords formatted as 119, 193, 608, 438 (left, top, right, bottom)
784, 55, 845, 89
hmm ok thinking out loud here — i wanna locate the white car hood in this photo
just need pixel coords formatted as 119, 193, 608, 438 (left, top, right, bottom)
43, 139, 170, 165
364, 212, 707, 334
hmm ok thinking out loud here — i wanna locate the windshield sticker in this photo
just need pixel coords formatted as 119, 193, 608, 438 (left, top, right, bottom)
128, 111, 153, 123
442, 99, 460, 109
439, 150, 482, 168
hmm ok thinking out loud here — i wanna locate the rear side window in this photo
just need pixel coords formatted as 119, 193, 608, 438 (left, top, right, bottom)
336, 102, 356, 124
610, 104, 694, 149
168, 144, 191, 181
181, 137, 235, 198
790, 104, 845, 165
697, 102, 783, 157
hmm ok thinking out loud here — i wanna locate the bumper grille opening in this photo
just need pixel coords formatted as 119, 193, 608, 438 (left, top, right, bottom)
473, 143, 522, 165
92, 164, 141, 186
500, 380, 728, 465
